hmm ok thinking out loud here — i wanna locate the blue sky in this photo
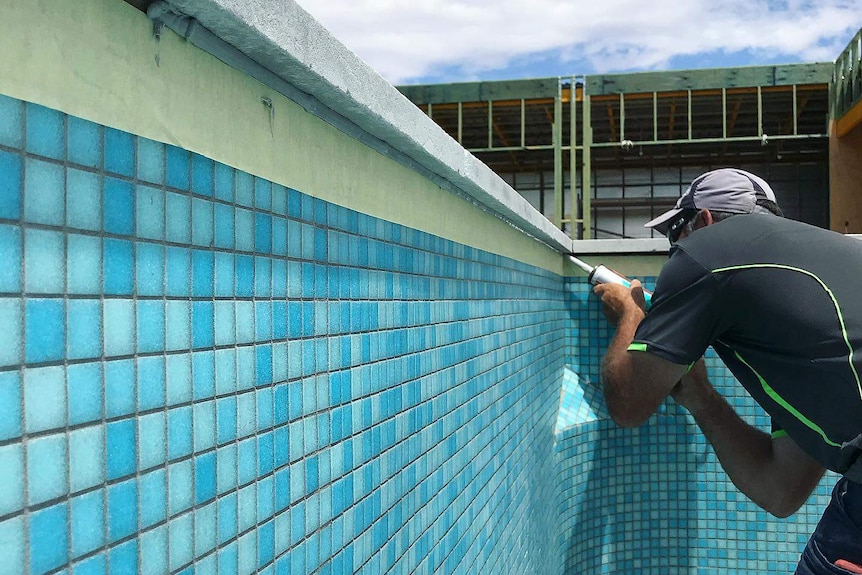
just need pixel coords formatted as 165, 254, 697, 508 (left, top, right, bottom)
297, 1, 861, 85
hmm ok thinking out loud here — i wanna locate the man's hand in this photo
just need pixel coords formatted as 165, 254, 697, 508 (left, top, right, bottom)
594, 279, 647, 325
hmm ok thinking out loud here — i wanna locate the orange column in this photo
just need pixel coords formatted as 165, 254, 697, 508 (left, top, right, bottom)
829, 118, 862, 232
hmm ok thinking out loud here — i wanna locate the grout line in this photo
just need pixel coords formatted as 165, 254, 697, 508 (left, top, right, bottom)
20, 98, 30, 575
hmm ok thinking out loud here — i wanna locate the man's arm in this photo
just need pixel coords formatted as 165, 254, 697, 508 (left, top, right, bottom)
595, 281, 689, 427
593, 276, 822, 516
674, 360, 825, 517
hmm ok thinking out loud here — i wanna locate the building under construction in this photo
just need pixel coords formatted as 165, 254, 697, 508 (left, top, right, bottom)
398, 30, 862, 240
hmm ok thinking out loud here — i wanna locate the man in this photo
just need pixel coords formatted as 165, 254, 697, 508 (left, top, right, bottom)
594, 168, 862, 574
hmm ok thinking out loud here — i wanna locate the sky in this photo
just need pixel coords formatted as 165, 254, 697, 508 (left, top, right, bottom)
296, 0, 862, 86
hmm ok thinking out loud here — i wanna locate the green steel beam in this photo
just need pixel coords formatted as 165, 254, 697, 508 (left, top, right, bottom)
465, 145, 556, 153
457, 101, 462, 143
687, 90, 692, 140
589, 132, 827, 148
461, 131, 825, 153
582, 83, 592, 240
619, 92, 625, 141
570, 77, 577, 238
397, 77, 561, 105
586, 63, 833, 95
757, 86, 763, 138
553, 83, 563, 228
793, 85, 798, 135
488, 100, 493, 148
520, 99, 526, 148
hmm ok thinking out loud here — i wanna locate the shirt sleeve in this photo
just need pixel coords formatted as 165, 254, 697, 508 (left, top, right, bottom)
771, 421, 786, 439
630, 246, 730, 365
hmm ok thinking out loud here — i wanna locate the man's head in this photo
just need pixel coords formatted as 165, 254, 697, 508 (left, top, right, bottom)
645, 168, 783, 243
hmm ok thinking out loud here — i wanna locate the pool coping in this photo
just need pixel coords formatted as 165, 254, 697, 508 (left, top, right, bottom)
149, 0, 575, 255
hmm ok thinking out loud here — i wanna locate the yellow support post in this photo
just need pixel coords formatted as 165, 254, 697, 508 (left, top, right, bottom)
554, 80, 563, 229
582, 83, 592, 239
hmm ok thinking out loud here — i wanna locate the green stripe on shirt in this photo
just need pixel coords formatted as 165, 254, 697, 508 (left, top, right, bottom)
734, 350, 842, 448
627, 343, 648, 352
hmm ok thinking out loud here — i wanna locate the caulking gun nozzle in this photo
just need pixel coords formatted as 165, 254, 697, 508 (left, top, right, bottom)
568, 254, 595, 274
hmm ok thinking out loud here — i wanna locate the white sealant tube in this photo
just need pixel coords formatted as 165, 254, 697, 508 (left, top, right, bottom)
570, 256, 653, 308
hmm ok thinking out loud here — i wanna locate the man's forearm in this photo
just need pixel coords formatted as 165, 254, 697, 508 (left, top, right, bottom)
681, 374, 823, 517
596, 282, 685, 428
606, 306, 644, 361
685, 385, 783, 510
601, 306, 648, 427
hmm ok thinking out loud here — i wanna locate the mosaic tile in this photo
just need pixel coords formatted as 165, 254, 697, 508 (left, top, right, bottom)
0, 444, 24, 515
70, 489, 105, 558
0, 93, 23, 148
104, 127, 134, 177
30, 503, 69, 575
25, 228, 64, 294
67, 117, 101, 168
191, 153, 214, 198
166, 145, 190, 191
23, 159, 65, 229
137, 137, 165, 185
136, 184, 164, 240
26, 103, 64, 160
27, 434, 67, 505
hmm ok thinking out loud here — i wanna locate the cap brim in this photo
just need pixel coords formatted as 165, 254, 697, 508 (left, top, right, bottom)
643, 207, 684, 235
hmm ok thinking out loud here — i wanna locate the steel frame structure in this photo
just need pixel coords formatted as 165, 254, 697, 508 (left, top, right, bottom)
400, 63, 835, 239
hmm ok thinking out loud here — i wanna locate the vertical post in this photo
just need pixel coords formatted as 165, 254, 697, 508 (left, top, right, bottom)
520, 98, 526, 148
582, 82, 593, 239
722, 88, 727, 138
619, 92, 625, 142
653, 92, 658, 142
488, 100, 494, 149
792, 84, 798, 136
831, 54, 839, 119
428, 102, 433, 119
650, 164, 656, 237
757, 86, 763, 139
554, 80, 563, 229
687, 89, 692, 140
570, 77, 578, 239
539, 170, 545, 215
457, 101, 463, 143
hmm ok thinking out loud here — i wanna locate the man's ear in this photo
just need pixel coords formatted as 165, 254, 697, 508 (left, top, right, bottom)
699, 209, 715, 227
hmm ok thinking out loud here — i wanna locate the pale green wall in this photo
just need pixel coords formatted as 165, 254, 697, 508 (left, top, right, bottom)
1, 0, 565, 274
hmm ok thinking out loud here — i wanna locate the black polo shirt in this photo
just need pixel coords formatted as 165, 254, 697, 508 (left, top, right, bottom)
631, 214, 862, 481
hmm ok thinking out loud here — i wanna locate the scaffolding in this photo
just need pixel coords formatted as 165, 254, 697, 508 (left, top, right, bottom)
399, 63, 833, 239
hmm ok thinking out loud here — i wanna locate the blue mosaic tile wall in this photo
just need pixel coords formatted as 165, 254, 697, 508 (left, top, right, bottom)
0, 95, 568, 575
558, 278, 839, 575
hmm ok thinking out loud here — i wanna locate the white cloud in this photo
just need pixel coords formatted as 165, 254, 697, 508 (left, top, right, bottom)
295, 0, 862, 83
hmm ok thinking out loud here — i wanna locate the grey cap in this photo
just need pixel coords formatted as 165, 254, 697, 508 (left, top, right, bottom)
644, 168, 778, 234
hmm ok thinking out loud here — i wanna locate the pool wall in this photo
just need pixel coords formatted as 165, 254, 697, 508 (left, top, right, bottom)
0, 0, 570, 573
0, 1, 841, 574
